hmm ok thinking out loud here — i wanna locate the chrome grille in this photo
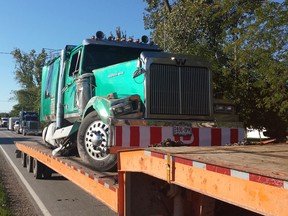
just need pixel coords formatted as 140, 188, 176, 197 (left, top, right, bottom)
149, 64, 210, 116
28, 121, 39, 130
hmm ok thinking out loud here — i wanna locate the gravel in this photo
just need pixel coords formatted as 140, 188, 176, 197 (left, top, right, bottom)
0, 150, 40, 216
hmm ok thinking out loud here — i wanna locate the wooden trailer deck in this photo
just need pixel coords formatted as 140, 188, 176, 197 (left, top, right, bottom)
118, 143, 288, 215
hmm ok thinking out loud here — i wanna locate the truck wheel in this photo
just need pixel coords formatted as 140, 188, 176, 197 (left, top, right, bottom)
77, 111, 117, 172
43, 166, 53, 179
26, 155, 33, 173
33, 159, 43, 179
21, 152, 27, 167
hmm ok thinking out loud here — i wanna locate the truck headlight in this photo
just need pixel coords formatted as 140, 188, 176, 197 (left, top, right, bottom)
123, 103, 132, 112
111, 102, 133, 116
112, 106, 124, 115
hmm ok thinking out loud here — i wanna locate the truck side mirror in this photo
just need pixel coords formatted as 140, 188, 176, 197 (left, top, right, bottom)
133, 58, 145, 78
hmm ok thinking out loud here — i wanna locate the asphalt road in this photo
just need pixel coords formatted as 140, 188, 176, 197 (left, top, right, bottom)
0, 127, 117, 216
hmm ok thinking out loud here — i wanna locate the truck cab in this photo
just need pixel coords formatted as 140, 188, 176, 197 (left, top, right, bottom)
1, 118, 8, 128
40, 31, 243, 171
19, 111, 41, 136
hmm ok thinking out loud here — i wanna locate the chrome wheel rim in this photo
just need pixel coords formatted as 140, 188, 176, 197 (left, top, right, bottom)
84, 120, 109, 160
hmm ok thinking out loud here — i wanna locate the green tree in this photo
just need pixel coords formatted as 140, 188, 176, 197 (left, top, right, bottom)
10, 48, 47, 115
224, 1, 288, 139
143, 0, 288, 139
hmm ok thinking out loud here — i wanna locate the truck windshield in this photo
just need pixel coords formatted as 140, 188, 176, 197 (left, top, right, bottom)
82, 44, 158, 73
25, 116, 38, 121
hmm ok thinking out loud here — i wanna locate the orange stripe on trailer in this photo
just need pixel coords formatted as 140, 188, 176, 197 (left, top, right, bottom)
15, 142, 119, 213
173, 158, 288, 216
118, 147, 288, 216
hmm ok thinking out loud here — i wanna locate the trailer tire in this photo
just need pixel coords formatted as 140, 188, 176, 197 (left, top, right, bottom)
43, 166, 53, 179
26, 155, 33, 173
21, 152, 27, 167
33, 159, 43, 179
77, 111, 117, 172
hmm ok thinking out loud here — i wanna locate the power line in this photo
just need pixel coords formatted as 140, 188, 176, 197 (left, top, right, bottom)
0, 52, 11, 55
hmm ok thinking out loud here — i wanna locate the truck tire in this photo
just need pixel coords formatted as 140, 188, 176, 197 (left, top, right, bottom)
33, 159, 44, 179
77, 111, 117, 172
43, 166, 53, 179
21, 152, 27, 167
26, 155, 33, 173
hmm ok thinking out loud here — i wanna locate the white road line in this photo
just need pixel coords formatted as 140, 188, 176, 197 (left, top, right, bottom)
0, 145, 52, 216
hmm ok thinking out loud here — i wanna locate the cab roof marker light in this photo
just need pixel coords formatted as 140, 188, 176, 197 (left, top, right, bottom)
141, 35, 148, 44
96, 31, 104, 40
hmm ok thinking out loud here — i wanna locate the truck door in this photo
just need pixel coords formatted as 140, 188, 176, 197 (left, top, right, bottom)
63, 48, 82, 121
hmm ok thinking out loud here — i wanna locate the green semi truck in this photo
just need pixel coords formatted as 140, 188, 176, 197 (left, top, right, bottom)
40, 31, 243, 171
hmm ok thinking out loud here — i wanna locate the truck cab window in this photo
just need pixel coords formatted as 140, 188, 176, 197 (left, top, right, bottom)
69, 50, 81, 76
82, 44, 160, 73
45, 64, 54, 98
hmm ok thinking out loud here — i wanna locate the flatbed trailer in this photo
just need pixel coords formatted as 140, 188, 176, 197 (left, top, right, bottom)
15, 141, 288, 216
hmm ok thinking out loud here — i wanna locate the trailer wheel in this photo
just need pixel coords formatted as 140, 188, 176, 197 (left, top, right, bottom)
77, 111, 117, 172
33, 159, 43, 179
21, 152, 27, 167
43, 166, 53, 179
26, 155, 33, 173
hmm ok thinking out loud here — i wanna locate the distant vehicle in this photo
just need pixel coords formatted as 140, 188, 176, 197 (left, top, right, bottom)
246, 128, 269, 141
14, 120, 20, 132
8, 117, 19, 130
1, 117, 8, 127
18, 111, 41, 136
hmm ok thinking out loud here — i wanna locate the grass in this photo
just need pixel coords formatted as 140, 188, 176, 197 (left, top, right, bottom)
0, 181, 11, 216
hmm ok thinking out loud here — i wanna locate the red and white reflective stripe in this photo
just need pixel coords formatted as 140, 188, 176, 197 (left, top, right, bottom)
115, 126, 244, 147
144, 150, 288, 189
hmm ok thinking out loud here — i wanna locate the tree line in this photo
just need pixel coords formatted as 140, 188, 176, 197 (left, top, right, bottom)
144, 0, 287, 139
6, 0, 288, 139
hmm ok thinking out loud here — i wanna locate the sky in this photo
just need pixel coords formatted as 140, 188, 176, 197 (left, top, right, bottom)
0, 0, 151, 113
0, 0, 284, 113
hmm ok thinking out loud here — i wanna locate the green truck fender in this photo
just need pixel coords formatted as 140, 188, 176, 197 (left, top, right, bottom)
82, 96, 111, 124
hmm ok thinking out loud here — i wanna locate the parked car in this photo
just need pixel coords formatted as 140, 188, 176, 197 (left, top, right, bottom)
8, 117, 19, 130
14, 121, 20, 133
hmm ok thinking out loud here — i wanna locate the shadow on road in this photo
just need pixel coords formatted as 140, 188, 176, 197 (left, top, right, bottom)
0, 137, 38, 145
